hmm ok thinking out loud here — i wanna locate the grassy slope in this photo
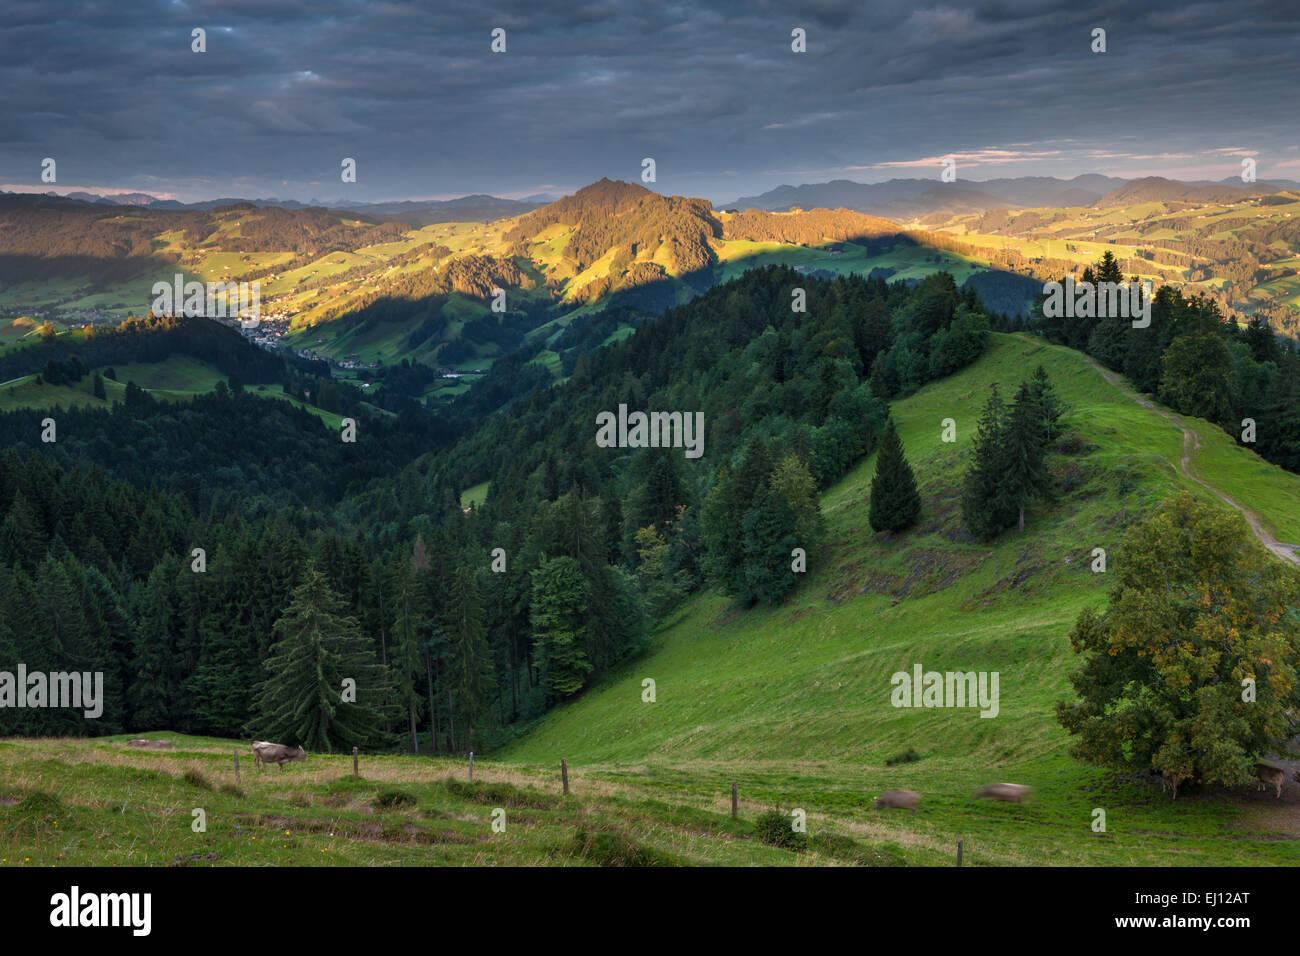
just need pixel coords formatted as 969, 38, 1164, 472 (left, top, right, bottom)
0, 356, 345, 427
6, 335, 1300, 866
0, 357, 224, 411
497, 332, 1300, 865
936, 194, 1300, 320
0, 734, 874, 867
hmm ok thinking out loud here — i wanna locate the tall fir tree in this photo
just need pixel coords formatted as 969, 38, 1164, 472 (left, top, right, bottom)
246, 567, 392, 752
740, 487, 799, 607
529, 556, 591, 700
1003, 380, 1052, 531
390, 556, 427, 753
1028, 365, 1064, 441
444, 565, 496, 747
129, 562, 181, 731
961, 384, 1015, 541
868, 417, 921, 533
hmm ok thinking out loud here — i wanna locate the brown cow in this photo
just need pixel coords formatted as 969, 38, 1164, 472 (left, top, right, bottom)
871, 789, 919, 810
1254, 763, 1284, 798
975, 783, 1031, 803
252, 740, 307, 771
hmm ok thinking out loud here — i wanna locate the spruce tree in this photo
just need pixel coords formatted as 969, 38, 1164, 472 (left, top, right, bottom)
1003, 380, 1052, 532
1028, 365, 1064, 441
1094, 250, 1124, 285
129, 563, 181, 731
600, 483, 625, 565
770, 454, 826, 550
961, 384, 1014, 540
700, 463, 740, 592
740, 487, 800, 607
445, 565, 495, 746
529, 556, 591, 699
390, 560, 426, 753
246, 567, 391, 752
869, 417, 921, 533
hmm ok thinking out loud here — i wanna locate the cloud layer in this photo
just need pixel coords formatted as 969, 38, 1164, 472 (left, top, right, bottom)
2, 0, 1294, 202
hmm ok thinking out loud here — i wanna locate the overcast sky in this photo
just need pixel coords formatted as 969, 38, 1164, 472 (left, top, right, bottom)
3, 0, 1296, 204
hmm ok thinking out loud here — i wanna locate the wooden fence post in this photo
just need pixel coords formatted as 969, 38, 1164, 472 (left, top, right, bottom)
233, 750, 239, 785
469, 751, 474, 781
731, 783, 738, 819
957, 839, 963, 867
561, 758, 569, 795
352, 747, 358, 777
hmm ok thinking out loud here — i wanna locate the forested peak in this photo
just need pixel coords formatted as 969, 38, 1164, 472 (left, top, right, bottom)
537, 178, 694, 218
722, 208, 904, 245
504, 178, 721, 275
506, 178, 718, 240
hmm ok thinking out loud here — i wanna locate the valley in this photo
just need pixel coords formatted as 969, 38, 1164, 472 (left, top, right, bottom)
6, 333, 1300, 867
9, 176, 1299, 419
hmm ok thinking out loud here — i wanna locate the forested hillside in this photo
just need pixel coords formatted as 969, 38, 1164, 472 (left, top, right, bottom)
0, 266, 992, 751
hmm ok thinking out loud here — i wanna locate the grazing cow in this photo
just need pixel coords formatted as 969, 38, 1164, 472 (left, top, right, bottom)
871, 789, 920, 810
1254, 763, 1284, 799
252, 740, 307, 772
974, 783, 1031, 803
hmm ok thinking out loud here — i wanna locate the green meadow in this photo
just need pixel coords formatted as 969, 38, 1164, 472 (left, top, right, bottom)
6, 334, 1300, 866
496, 333, 1300, 865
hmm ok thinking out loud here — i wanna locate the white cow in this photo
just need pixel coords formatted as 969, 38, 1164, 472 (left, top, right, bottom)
252, 740, 307, 771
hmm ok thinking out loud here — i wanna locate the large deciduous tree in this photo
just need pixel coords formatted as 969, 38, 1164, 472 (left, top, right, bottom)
1057, 493, 1300, 791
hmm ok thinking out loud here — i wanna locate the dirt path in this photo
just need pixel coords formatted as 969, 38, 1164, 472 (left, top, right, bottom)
1081, 355, 1300, 567
1046, 345, 1300, 831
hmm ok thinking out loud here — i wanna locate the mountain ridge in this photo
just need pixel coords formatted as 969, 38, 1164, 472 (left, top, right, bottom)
725, 173, 1300, 218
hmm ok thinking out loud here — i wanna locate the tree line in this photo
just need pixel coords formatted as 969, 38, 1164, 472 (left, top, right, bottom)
1034, 250, 1300, 475
0, 265, 997, 751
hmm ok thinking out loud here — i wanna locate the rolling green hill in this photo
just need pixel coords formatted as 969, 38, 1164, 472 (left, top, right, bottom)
5, 337, 1299, 867
0, 353, 348, 428
9, 182, 1300, 409
494, 332, 1300, 865
932, 190, 1300, 335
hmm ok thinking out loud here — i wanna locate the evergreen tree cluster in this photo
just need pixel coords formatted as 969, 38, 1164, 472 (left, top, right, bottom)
702, 440, 825, 606
0, 265, 998, 747
961, 367, 1063, 540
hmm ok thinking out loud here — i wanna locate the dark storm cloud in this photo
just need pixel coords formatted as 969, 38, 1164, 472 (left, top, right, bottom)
0, 0, 1294, 202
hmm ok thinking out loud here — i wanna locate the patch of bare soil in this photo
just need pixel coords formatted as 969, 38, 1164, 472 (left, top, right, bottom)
236, 812, 480, 846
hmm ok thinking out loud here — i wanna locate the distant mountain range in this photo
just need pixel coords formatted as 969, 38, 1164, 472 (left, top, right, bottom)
0, 190, 545, 225
723, 175, 1300, 220
7, 174, 1300, 352
15, 174, 1300, 226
